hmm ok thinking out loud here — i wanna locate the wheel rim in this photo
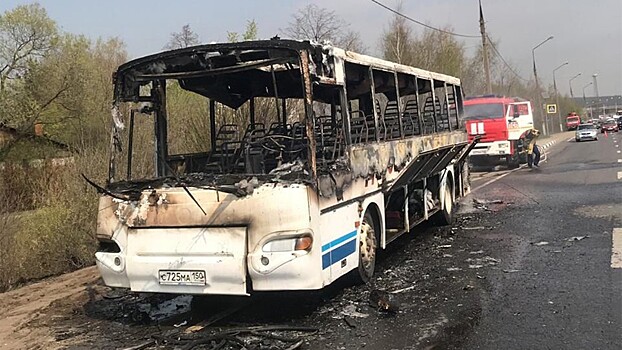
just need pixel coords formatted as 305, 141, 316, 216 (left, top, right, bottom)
359, 219, 376, 271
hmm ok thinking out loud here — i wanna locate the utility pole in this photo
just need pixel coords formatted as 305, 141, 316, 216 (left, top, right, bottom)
479, 0, 492, 94
532, 36, 554, 135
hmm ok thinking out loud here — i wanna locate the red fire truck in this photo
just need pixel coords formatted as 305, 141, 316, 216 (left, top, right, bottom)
463, 95, 534, 168
565, 112, 581, 130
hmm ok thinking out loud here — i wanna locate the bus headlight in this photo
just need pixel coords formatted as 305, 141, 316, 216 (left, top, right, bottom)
262, 235, 313, 252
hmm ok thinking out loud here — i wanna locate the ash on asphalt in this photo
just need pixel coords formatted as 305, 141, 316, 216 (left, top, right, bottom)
28, 204, 507, 350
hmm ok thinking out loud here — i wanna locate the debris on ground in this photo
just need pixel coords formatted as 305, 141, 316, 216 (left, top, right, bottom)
473, 198, 504, 205
462, 227, 486, 231
566, 235, 589, 242
390, 286, 416, 294
369, 290, 399, 313
502, 269, 520, 273
132, 325, 318, 350
341, 304, 369, 318
438, 245, 453, 249
469, 250, 485, 254
534, 241, 550, 246
463, 284, 475, 291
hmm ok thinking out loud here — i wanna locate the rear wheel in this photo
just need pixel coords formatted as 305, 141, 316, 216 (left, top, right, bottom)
351, 210, 377, 284
432, 178, 454, 226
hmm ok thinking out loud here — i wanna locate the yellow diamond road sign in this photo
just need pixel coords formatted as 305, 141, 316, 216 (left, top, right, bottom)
546, 104, 557, 114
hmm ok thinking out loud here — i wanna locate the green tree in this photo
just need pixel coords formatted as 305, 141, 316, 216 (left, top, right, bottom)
228, 19, 259, 42
380, 3, 414, 64
0, 3, 58, 92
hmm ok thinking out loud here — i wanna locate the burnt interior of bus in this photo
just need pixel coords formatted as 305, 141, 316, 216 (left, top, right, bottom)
109, 41, 465, 194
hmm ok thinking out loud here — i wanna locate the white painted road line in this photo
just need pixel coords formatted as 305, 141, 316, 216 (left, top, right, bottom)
618, 150, 621, 154
618, 172, 622, 180
471, 166, 524, 193
618, 159, 622, 163
612, 228, 622, 269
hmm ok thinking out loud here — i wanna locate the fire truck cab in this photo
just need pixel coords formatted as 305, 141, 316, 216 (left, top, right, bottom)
464, 95, 534, 168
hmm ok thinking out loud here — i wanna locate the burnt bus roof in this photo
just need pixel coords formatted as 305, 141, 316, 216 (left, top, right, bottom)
113, 39, 461, 105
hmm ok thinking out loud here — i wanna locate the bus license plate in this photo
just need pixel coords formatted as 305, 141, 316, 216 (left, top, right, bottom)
158, 270, 206, 286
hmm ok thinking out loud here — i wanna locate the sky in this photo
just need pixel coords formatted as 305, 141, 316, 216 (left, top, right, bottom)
2, 0, 621, 96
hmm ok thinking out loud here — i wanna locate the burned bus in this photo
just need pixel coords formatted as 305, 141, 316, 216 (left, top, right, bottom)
94, 39, 475, 295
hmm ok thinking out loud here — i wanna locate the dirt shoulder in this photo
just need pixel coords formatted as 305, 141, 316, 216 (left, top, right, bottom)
0, 267, 99, 349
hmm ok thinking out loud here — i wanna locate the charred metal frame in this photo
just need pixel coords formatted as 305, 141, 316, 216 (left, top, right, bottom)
107, 40, 470, 203
393, 71, 404, 138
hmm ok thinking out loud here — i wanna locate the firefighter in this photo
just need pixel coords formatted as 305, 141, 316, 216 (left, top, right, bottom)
524, 128, 541, 168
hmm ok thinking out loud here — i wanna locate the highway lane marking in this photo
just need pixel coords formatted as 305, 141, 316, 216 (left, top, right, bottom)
618, 159, 622, 163
618, 150, 621, 154
471, 166, 524, 193
618, 171, 622, 180
612, 228, 622, 269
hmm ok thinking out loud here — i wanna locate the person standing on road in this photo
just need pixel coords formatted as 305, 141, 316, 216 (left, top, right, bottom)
524, 128, 541, 168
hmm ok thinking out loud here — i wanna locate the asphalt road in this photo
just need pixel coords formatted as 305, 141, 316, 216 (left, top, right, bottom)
458, 131, 622, 349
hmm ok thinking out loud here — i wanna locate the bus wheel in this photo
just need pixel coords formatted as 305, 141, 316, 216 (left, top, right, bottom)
433, 179, 454, 226
352, 211, 377, 284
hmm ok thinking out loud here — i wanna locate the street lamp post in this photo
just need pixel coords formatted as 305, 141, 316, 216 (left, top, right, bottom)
583, 82, 593, 119
532, 35, 554, 135
569, 73, 581, 98
553, 61, 568, 132
592, 73, 599, 98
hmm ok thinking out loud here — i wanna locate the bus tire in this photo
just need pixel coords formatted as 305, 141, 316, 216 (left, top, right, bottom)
432, 178, 454, 226
351, 210, 378, 284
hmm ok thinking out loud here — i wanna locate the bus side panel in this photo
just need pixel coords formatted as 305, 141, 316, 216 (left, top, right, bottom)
318, 180, 385, 284
318, 203, 359, 284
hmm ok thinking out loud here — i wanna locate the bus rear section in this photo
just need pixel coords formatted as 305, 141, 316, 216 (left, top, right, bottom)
96, 184, 322, 295
464, 95, 534, 168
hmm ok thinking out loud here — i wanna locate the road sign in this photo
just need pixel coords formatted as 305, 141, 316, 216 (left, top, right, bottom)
546, 104, 557, 114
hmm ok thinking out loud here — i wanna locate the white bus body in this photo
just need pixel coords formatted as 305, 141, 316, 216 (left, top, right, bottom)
95, 40, 474, 295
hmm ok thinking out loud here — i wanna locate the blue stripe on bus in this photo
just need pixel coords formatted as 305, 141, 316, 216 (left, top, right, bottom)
321, 238, 357, 270
321, 230, 357, 252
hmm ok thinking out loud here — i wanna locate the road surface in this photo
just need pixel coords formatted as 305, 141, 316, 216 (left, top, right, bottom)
0, 131, 620, 349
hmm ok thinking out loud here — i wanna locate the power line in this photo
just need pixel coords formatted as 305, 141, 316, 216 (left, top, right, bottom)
486, 34, 529, 82
370, 0, 480, 39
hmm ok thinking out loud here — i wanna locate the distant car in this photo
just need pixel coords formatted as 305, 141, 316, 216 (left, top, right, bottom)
588, 118, 602, 128
575, 123, 598, 142
601, 119, 618, 133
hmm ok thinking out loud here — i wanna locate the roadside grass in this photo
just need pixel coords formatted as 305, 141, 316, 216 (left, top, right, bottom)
0, 150, 103, 292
